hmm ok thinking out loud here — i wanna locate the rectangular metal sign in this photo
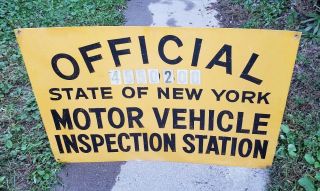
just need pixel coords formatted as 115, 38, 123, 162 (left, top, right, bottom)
16, 27, 300, 168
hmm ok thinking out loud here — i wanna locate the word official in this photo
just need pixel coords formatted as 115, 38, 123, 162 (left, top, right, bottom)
51, 35, 263, 85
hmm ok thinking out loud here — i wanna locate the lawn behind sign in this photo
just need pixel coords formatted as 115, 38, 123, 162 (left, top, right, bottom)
0, 1, 125, 190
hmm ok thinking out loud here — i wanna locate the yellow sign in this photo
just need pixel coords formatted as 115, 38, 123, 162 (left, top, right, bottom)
15, 27, 300, 168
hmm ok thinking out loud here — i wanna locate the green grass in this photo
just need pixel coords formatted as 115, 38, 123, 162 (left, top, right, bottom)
0, 1, 126, 190
229, 0, 320, 190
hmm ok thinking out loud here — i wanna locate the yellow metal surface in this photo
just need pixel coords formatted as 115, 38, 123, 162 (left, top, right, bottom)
15, 27, 300, 168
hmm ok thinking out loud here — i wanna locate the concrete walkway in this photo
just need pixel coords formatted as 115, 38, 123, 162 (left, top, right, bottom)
113, 0, 269, 190
55, 0, 269, 190
126, 0, 219, 27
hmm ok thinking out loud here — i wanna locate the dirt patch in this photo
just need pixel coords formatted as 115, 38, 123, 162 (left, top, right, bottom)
295, 0, 318, 16
210, 2, 248, 27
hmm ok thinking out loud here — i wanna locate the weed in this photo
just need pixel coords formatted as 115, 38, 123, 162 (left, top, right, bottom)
301, 13, 320, 39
